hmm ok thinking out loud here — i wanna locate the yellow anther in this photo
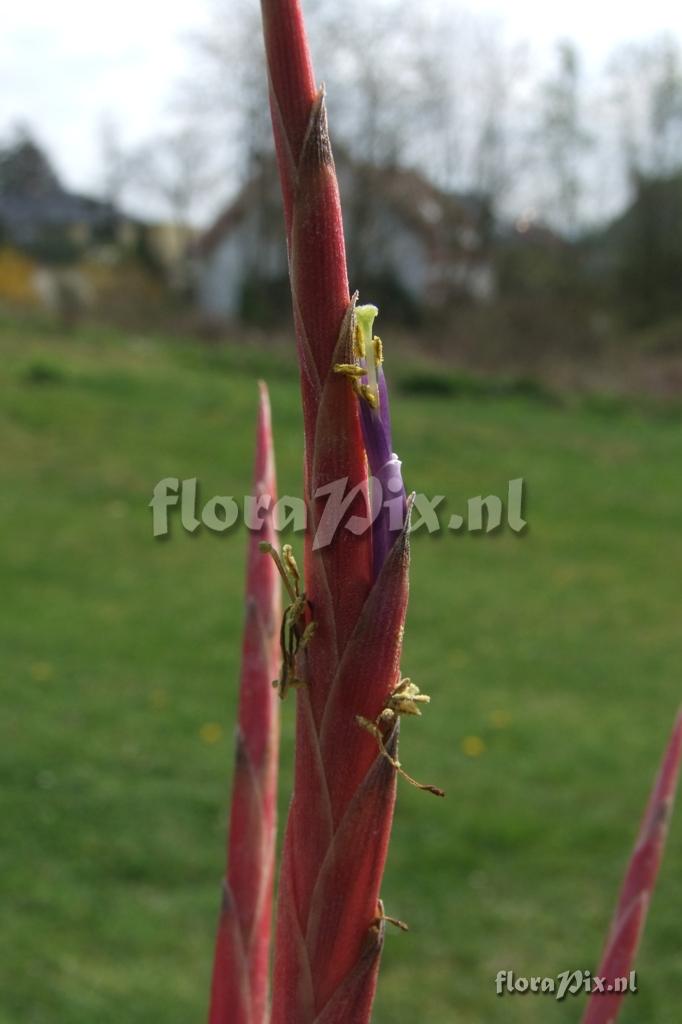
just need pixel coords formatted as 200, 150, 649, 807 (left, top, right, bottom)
339, 305, 385, 410
357, 676, 443, 797
282, 543, 299, 583
387, 678, 430, 717
359, 383, 379, 409
300, 621, 317, 648
354, 304, 381, 407
272, 676, 306, 692
334, 363, 365, 378
353, 323, 366, 359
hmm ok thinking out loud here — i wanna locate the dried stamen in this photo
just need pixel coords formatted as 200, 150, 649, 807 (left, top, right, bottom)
260, 542, 315, 699
373, 905, 409, 932
357, 680, 445, 798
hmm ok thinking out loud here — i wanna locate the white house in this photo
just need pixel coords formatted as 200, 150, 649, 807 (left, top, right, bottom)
195, 153, 496, 324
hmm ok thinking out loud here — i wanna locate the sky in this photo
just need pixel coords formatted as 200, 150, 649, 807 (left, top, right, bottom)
3, 0, 682, 204
1, 0, 208, 193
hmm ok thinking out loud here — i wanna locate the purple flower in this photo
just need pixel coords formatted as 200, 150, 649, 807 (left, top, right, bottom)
354, 304, 407, 579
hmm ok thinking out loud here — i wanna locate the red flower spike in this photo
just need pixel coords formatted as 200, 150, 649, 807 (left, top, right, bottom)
582, 710, 682, 1024
208, 382, 280, 1024
259, 2, 419, 1020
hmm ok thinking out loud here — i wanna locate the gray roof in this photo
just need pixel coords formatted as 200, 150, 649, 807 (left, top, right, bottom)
0, 193, 116, 245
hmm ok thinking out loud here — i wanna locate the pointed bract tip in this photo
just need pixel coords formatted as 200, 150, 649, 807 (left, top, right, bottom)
257, 379, 271, 419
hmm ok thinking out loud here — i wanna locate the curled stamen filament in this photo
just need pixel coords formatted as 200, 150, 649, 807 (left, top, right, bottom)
356, 716, 445, 798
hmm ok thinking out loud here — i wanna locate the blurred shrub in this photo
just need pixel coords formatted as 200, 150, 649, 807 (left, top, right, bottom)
22, 359, 66, 385
398, 368, 555, 403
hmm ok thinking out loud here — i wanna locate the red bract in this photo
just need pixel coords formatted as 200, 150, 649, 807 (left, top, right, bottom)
581, 711, 682, 1024
208, 383, 280, 1024
260, 2, 415, 1021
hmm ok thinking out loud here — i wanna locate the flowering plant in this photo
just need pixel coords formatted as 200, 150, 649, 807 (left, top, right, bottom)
205, 4, 681, 1022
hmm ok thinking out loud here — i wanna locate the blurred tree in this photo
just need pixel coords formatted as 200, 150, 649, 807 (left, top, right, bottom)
0, 124, 62, 198
650, 38, 682, 176
178, 0, 273, 188
182, 0, 429, 181
469, 31, 528, 221
608, 35, 682, 186
535, 41, 593, 234
165, 0, 682, 339
616, 173, 682, 326
130, 125, 219, 229
603, 36, 682, 326
98, 115, 131, 209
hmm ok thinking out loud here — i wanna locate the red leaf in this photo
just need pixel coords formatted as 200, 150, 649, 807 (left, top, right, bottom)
208, 384, 280, 1024
582, 711, 682, 1024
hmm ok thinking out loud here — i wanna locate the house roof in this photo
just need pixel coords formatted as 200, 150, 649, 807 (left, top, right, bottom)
0, 136, 118, 246
0, 193, 117, 240
196, 153, 490, 258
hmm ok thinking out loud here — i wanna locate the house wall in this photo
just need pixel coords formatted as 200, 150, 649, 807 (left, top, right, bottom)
358, 205, 430, 300
198, 208, 286, 321
341, 199, 430, 303
197, 225, 247, 320
197, 168, 497, 321
466, 262, 496, 303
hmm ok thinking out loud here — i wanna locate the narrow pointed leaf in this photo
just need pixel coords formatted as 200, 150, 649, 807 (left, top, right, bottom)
581, 711, 682, 1024
208, 383, 280, 1024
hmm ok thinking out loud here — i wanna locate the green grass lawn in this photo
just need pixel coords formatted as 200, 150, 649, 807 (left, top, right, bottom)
1, 309, 681, 1023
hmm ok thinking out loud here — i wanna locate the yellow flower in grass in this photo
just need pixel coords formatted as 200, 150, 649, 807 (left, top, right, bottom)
150, 688, 168, 710
462, 735, 486, 758
200, 722, 224, 745
30, 661, 53, 682
489, 709, 512, 729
